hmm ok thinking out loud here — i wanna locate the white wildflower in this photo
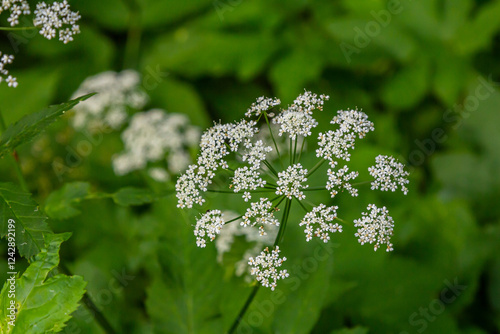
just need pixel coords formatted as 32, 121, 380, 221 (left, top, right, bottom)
326, 165, 359, 198
354, 204, 394, 252
176, 164, 209, 208
0, 0, 30, 26
369, 155, 409, 195
70, 70, 148, 131
232, 166, 266, 201
241, 140, 272, 169
194, 210, 225, 248
33, 0, 80, 44
112, 109, 199, 177
316, 109, 374, 167
331, 108, 374, 138
316, 130, 356, 166
0, 53, 16, 87
242, 198, 279, 236
245, 96, 281, 118
276, 163, 308, 200
248, 246, 289, 291
299, 204, 341, 243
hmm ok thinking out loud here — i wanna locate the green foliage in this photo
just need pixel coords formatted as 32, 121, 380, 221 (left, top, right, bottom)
44, 182, 165, 219
1, 0, 500, 333
0, 94, 94, 158
0, 183, 52, 259
0, 233, 86, 334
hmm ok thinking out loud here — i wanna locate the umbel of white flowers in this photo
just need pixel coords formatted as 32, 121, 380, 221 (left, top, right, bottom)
0, 0, 81, 87
176, 90, 409, 291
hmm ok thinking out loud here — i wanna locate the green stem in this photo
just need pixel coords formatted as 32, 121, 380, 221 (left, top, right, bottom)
59, 264, 117, 334
206, 189, 276, 194
263, 160, 278, 177
352, 180, 372, 186
306, 158, 326, 178
122, 0, 142, 69
292, 137, 298, 164
294, 197, 309, 213
275, 198, 291, 246
227, 195, 287, 334
264, 113, 283, 169
0, 26, 38, 31
297, 137, 306, 163
227, 284, 260, 334
303, 186, 327, 192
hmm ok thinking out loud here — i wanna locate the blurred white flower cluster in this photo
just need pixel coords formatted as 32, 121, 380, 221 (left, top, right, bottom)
0, 0, 80, 87
176, 90, 409, 290
112, 109, 200, 181
70, 70, 148, 131
70, 69, 200, 181
0, 52, 17, 87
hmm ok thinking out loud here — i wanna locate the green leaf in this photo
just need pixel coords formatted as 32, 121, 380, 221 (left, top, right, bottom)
0, 94, 95, 158
44, 182, 91, 220
381, 57, 431, 109
44, 183, 162, 220
0, 233, 86, 334
271, 248, 334, 334
112, 187, 157, 206
456, 0, 500, 54
0, 183, 53, 259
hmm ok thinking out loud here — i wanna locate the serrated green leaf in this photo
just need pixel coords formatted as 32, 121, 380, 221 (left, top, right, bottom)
0, 183, 53, 259
44, 182, 91, 220
0, 233, 86, 334
0, 94, 94, 158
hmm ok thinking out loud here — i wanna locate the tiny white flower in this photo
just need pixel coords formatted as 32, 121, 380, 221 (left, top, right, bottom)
276, 163, 308, 200
326, 165, 359, 198
33, 1, 81, 43
245, 96, 281, 118
299, 204, 341, 243
194, 210, 225, 248
248, 246, 289, 291
354, 204, 395, 252
242, 198, 280, 236
369, 155, 409, 195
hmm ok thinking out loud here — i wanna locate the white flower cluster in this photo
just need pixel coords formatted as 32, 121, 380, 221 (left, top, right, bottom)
194, 210, 225, 248
369, 155, 409, 195
299, 204, 341, 243
326, 165, 359, 198
245, 96, 281, 118
354, 204, 394, 252
273, 91, 329, 140
276, 163, 308, 200
33, 1, 80, 44
232, 140, 273, 201
0, 53, 17, 87
71, 70, 148, 131
176, 119, 258, 208
112, 109, 200, 181
317, 108, 374, 167
0, 0, 30, 26
176, 90, 409, 290
242, 198, 280, 236
248, 246, 289, 291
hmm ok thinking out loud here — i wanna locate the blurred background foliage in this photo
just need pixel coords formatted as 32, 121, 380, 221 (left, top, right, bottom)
1, 0, 500, 333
